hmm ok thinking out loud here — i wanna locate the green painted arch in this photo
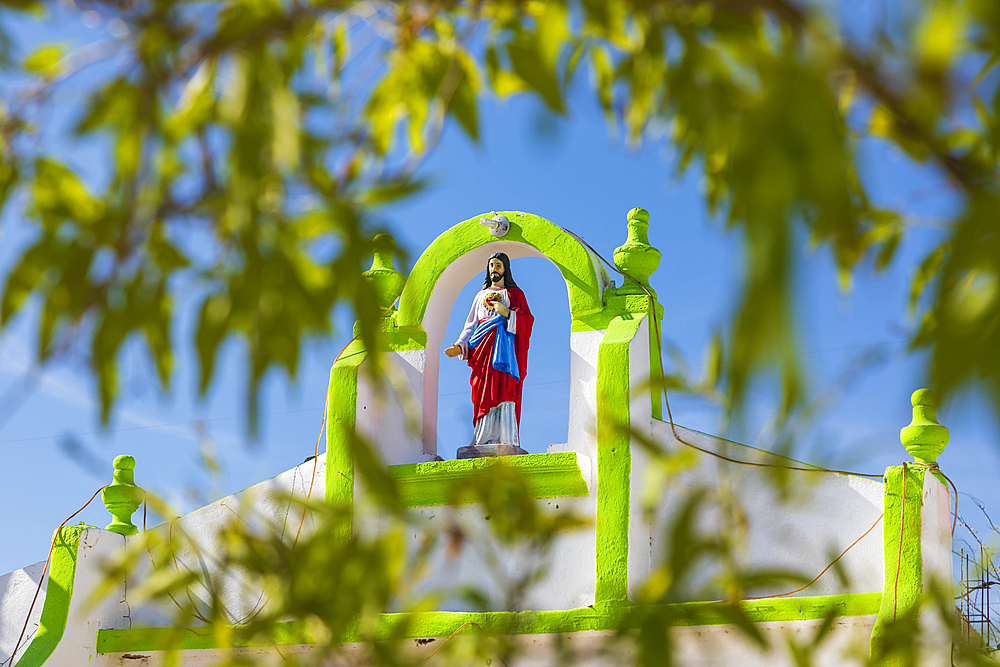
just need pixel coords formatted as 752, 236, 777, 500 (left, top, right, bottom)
395, 212, 606, 329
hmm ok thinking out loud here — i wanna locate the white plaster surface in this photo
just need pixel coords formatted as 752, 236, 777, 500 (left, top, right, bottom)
94, 617, 877, 666
642, 421, 885, 600
0, 559, 46, 665
384, 492, 597, 613
125, 455, 328, 628
918, 472, 954, 665
668, 616, 877, 666
3, 228, 954, 666
40, 527, 127, 666
627, 317, 654, 597
566, 329, 603, 463
355, 353, 425, 465
618, 315, 883, 602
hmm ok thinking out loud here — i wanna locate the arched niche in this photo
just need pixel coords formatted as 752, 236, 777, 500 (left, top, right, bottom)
395, 211, 612, 455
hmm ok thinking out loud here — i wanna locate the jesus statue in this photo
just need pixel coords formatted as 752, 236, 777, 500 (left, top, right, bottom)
444, 252, 534, 459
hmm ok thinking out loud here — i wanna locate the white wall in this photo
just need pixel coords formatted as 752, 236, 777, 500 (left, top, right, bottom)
566, 329, 604, 463
634, 422, 884, 600
918, 472, 954, 664
384, 492, 597, 613
41, 528, 126, 666
354, 278, 608, 612
126, 455, 328, 628
0, 559, 47, 665
92, 617, 877, 666
355, 351, 426, 465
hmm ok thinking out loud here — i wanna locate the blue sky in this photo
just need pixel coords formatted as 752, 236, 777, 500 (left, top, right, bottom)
2, 8, 998, 578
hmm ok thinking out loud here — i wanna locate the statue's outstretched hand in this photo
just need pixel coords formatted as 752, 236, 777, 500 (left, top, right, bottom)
444, 344, 462, 358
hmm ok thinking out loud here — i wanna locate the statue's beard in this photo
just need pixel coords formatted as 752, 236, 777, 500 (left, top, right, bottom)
490, 272, 503, 284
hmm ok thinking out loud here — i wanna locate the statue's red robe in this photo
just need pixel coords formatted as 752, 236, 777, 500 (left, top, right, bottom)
466, 287, 534, 425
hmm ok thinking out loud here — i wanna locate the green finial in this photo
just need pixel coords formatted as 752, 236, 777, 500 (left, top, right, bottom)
900, 389, 949, 463
612, 207, 661, 293
362, 233, 406, 310
102, 455, 145, 536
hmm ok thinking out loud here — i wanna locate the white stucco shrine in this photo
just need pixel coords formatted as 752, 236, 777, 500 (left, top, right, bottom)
0, 209, 960, 666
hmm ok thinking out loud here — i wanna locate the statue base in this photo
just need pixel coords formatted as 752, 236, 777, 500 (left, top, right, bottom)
456, 444, 528, 459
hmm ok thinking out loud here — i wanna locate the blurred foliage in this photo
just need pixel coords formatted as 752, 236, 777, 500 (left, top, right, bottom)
0, 0, 997, 429
1, 0, 998, 430
4, 0, 1000, 663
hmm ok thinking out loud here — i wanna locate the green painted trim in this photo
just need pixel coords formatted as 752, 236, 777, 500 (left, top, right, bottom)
325, 341, 365, 543
383, 328, 427, 351
647, 303, 662, 421
571, 309, 622, 333
570, 293, 658, 333
630, 592, 882, 629
870, 464, 924, 665
387, 452, 589, 507
594, 314, 645, 610
396, 212, 605, 329
95, 592, 882, 653
14, 525, 86, 667
351, 315, 428, 352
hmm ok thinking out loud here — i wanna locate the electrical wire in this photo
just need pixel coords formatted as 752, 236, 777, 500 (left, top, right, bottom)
560, 226, 885, 480
0, 406, 323, 447
295, 304, 393, 545
141, 501, 213, 625
219, 304, 394, 627
740, 510, 884, 601
9, 486, 107, 666
423, 621, 510, 666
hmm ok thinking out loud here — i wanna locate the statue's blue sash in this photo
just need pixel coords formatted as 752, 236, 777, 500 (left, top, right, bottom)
468, 315, 520, 381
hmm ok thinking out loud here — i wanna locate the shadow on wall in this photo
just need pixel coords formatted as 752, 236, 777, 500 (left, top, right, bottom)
436, 256, 571, 458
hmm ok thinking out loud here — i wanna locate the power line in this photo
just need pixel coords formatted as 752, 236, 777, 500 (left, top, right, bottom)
0, 406, 322, 446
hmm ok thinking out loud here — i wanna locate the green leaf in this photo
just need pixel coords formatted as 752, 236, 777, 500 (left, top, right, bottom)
362, 177, 426, 206
485, 43, 527, 97
23, 43, 63, 77
507, 36, 565, 112
332, 20, 349, 76
590, 45, 614, 117
910, 244, 949, 313
195, 293, 232, 395
270, 82, 301, 171
969, 52, 999, 89
164, 61, 216, 141
700, 333, 723, 391
92, 307, 129, 424
2, 240, 51, 325
0, 159, 18, 209
147, 227, 191, 273
31, 157, 104, 226
446, 51, 480, 141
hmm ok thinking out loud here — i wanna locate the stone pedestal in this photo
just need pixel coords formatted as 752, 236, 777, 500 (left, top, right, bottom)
457, 444, 528, 459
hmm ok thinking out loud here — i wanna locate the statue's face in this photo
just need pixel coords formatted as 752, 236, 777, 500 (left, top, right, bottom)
488, 258, 505, 286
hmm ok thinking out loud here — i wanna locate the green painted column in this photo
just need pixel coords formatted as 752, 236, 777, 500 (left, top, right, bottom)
610, 207, 663, 420
870, 389, 951, 666
594, 315, 645, 612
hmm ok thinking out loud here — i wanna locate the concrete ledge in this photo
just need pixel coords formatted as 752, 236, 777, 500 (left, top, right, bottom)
386, 451, 591, 508
96, 592, 882, 654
